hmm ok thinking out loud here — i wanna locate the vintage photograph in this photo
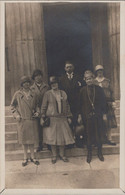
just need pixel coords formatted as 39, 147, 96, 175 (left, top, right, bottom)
4, 1, 120, 190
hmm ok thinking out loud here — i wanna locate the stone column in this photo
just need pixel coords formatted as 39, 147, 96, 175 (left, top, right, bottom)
107, 3, 120, 100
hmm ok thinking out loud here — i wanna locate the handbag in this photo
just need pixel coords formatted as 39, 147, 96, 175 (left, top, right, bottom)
43, 117, 50, 127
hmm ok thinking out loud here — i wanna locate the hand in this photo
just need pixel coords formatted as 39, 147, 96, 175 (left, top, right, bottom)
40, 118, 45, 126
103, 114, 107, 121
16, 115, 21, 122
33, 112, 39, 118
67, 118, 72, 125
78, 114, 82, 124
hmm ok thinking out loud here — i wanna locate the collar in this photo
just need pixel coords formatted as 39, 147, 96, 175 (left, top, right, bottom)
95, 76, 105, 83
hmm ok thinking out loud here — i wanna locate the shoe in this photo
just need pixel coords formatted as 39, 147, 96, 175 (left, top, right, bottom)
106, 140, 116, 146
59, 156, 69, 162
51, 157, 57, 164
36, 147, 43, 152
22, 159, 28, 167
30, 158, 40, 165
87, 152, 92, 163
98, 153, 104, 161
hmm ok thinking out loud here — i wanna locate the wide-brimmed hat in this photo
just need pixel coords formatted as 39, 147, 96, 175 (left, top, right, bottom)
49, 76, 58, 85
95, 65, 104, 72
20, 76, 31, 86
32, 69, 43, 80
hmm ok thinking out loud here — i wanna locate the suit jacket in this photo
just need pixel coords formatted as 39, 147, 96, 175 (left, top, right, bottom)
59, 73, 85, 114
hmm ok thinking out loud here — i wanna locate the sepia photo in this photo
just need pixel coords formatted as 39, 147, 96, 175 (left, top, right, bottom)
0, 0, 125, 194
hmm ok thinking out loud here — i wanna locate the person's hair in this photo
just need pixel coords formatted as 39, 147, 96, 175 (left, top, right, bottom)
32, 69, 43, 80
65, 61, 73, 67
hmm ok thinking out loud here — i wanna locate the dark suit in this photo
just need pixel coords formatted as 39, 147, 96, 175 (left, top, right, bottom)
59, 73, 85, 128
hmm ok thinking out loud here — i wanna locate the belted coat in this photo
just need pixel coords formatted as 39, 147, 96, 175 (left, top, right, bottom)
10, 89, 40, 146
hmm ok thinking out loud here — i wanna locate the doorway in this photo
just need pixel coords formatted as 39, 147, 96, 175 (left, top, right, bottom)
43, 3, 93, 77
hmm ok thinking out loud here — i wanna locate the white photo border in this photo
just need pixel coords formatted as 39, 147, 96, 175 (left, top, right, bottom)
0, 0, 125, 194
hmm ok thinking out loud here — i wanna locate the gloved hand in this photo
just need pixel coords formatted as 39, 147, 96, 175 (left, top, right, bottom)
67, 117, 72, 125
16, 115, 21, 122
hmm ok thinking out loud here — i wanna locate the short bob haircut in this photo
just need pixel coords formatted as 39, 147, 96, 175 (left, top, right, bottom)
32, 69, 43, 80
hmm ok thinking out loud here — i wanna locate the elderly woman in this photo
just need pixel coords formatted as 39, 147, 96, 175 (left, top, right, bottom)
94, 65, 117, 145
10, 76, 40, 166
78, 71, 107, 163
40, 76, 75, 164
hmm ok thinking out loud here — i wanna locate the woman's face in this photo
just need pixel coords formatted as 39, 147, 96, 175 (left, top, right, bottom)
22, 81, 30, 90
51, 82, 58, 90
97, 70, 104, 77
85, 76, 94, 86
34, 74, 43, 84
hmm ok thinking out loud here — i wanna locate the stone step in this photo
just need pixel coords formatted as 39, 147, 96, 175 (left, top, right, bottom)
5, 131, 18, 141
5, 123, 17, 132
114, 108, 120, 115
5, 116, 16, 124
111, 133, 119, 143
5, 144, 120, 161
5, 131, 119, 150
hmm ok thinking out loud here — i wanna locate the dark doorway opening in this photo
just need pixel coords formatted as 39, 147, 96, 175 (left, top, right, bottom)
43, 4, 93, 77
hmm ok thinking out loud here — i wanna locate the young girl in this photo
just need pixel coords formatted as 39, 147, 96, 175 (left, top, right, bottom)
40, 76, 75, 164
10, 76, 40, 166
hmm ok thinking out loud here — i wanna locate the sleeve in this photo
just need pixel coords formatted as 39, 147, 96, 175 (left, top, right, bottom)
78, 88, 83, 114
10, 92, 21, 119
66, 99, 73, 118
34, 94, 41, 115
41, 92, 48, 117
62, 91, 72, 117
100, 87, 108, 114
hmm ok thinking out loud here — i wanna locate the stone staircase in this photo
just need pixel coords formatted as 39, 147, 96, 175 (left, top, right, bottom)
5, 101, 120, 161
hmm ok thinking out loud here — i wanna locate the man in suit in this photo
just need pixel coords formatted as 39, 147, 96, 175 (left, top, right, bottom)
59, 61, 84, 135
31, 69, 49, 152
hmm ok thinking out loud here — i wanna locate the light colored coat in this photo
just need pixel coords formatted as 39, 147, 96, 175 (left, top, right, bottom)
10, 89, 40, 145
41, 90, 74, 145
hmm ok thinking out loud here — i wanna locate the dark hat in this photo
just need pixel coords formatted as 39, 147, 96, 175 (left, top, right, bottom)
32, 69, 43, 80
49, 76, 58, 85
20, 76, 31, 86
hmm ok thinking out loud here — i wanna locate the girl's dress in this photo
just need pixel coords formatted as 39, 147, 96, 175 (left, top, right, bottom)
41, 89, 75, 145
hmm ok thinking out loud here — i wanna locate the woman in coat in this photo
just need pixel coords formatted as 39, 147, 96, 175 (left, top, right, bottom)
10, 76, 40, 166
78, 71, 107, 163
94, 65, 117, 145
40, 76, 75, 164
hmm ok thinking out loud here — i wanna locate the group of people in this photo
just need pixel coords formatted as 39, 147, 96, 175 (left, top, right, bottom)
10, 61, 117, 166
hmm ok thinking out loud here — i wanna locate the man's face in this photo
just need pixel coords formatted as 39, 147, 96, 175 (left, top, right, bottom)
85, 76, 94, 86
34, 74, 43, 84
65, 63, 74, 74
22, 81, 30, 89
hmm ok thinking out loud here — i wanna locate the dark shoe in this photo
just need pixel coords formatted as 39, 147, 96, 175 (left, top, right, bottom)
51, 157, 57, 164
30, 158, 40, 165
22, 159, 28, 167
106, 140, 116, 146
98, 153, 104, 161
36, 146, 43, 152
59, 156, 69, 162
87, 152, 92, 163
